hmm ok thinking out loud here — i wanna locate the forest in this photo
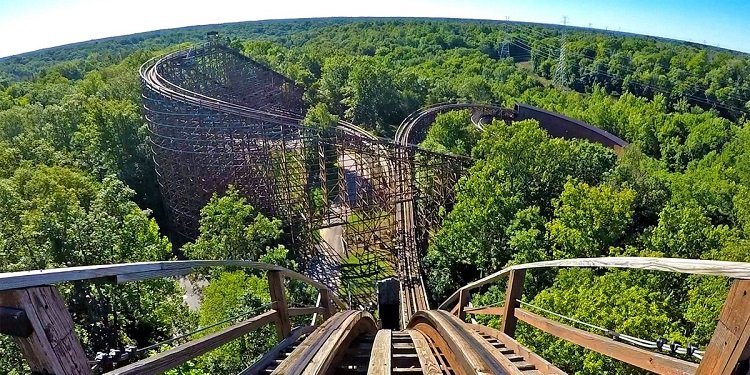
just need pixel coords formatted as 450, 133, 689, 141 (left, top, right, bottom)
1, 17, 749, 374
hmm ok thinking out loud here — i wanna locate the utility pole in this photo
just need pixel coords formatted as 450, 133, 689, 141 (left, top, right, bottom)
554, 16, 569, 88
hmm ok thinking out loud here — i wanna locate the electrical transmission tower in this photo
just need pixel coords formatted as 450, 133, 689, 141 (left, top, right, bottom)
553, 16, 569, 87
553, 43, 568, 86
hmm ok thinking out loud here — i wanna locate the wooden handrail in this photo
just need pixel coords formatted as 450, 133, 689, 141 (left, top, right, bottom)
0, 260, 346, 308
0, 261, 347, 374
443, 257, 750, 374
439, 257, 750, 310
106, 310, 279, 375
514, 308, 698, 375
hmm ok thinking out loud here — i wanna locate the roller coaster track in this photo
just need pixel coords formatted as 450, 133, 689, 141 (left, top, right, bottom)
5, 40, 741, 375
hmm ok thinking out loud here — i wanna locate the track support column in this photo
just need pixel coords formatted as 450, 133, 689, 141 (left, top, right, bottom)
268, 271, 292, 339
501, 269, 525, 337
697, 279, 750, 375
0, 286, 92, 375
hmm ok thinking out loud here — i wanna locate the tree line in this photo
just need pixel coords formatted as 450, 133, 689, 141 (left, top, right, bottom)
1, 18, 749, 374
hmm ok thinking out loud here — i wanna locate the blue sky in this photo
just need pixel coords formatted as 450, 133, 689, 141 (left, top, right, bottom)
0, 0, 748, 58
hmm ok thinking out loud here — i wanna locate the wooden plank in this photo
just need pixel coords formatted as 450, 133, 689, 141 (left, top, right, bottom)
439, 257, 750, 310
272, 311, 356, 375
411, 310, 508, 375
407, 329, 443, 375
268, 271, 292, 339
367, 329, 392, 375
457, 288, 470, 321
108, 310, 277, 375
303, 311, 378, 375
514, 308, 697, 375
0, 286, 91, 375
501, 269, 525, 337
465, 327, 525, 375
0, 260, 346, 308
239, 325, 315, 375
289, 306, 326, 317
272, 311, 378, 375
697, 279, 750, 375
319, 288, 334, 320
469, 324, 566, 374
464, 307, 504, 316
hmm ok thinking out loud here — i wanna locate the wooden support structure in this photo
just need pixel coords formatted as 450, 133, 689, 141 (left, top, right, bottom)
500, 269, 525, 337
368, 329, 392, 375
108, 310, 278, 375
268, 270, 292, 339
697, 279, 750, 375
456, 288, 470, 321
464, 306, 504, 316
0, 286, 92, 375
319, 288, 334, 320
515, 308, 697, 375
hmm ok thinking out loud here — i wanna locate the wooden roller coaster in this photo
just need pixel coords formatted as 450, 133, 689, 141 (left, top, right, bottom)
1, 37, 747, 374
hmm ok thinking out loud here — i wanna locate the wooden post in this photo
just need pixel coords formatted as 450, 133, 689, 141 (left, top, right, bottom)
319, 288, 334, 320
267, 271, 291, 339
0, 286, 92, 375
500, 269, 525, 337
697, 279, 750, 375
457, 288, 470, 321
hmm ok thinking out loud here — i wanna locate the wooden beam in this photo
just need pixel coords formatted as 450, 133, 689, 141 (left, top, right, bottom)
108, 310, 277, 375
0, 260, 346, 308
407, 329, 443, 375
469, 324, 565, 374
439, 257, 750, 310
268, 271, 291, 339
319, 288, 334, 320
368, 329, 392, 375
238, 325, 315, 375
515, 308, 697, 375
0, 286, 91, 375
464, 306, 504, 316
457, 288, 470, 321
500, 269, 525, 337
697, 279, 750, 375
288, 306, 326, 317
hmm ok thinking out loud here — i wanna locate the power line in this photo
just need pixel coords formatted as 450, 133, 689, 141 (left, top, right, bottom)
508, 26, 750, 111
504, 30, 750, 115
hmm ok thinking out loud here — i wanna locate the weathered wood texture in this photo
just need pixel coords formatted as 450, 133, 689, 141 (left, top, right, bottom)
407, 329, 443, 375
501, 269, 525, 337
440, 257, 750, 310
469, 324, 566, 374
464, 306, 504, 316
108, 310, 278, 375
0, 260, 346, 308
268, 271, 292, 339
319, 288, 334, 320
272, 310, 378, 375
696, 280, 750, 375
288, 306, 326, 317
0, 286, 91, 375
368, 329, 392, 375
239, 325, 315, 375
409, 310, 515, 375
457, 288, 470, 321
514, 308, 698, 375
